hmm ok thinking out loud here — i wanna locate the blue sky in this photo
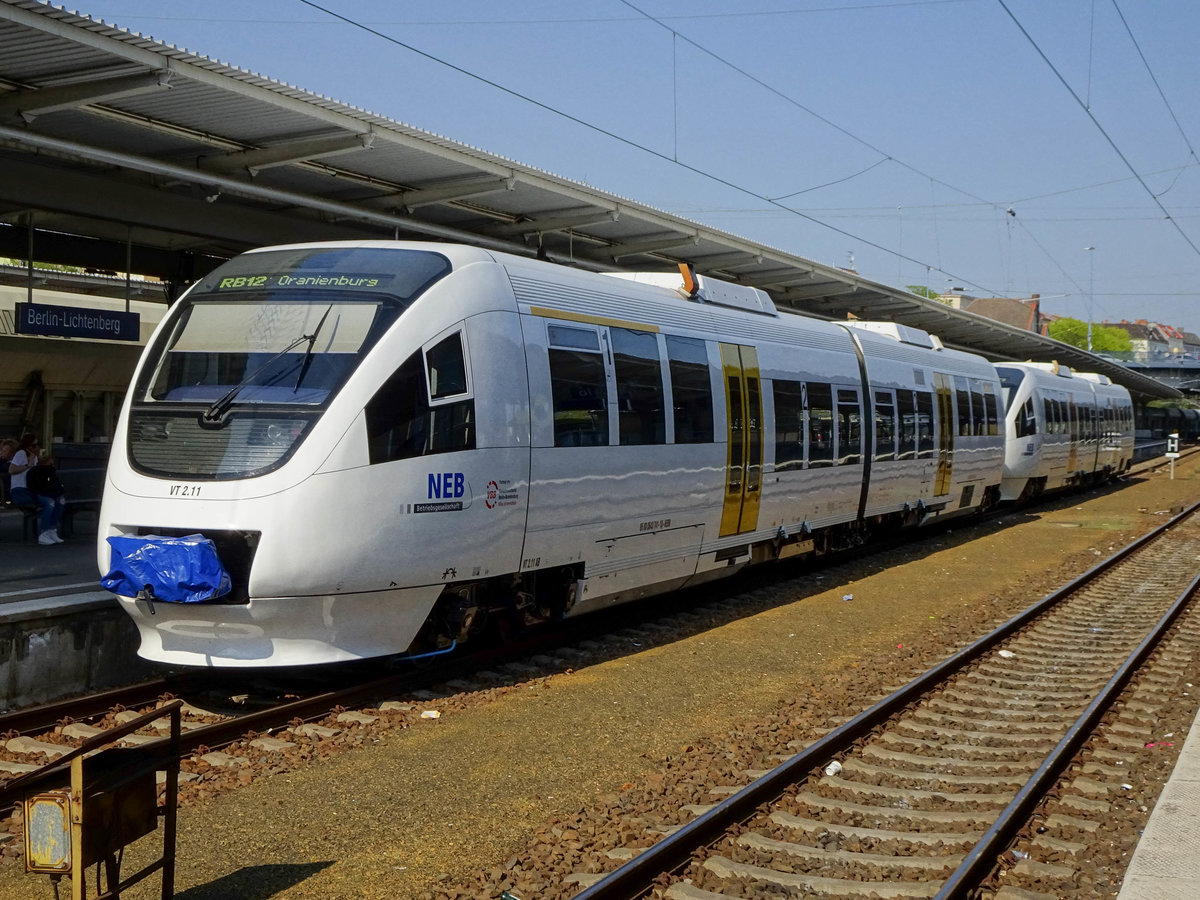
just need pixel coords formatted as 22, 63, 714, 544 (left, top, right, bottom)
71, 1, 1200, 332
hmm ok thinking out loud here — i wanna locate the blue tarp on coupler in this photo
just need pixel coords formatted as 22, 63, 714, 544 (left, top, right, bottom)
101, 533, 232, 603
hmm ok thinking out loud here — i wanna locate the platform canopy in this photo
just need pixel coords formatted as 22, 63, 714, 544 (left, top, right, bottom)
0, 1, 1177, 400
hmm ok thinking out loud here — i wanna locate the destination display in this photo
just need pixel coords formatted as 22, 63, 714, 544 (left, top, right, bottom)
15, 301, 140, 342
211, 273, 388, 290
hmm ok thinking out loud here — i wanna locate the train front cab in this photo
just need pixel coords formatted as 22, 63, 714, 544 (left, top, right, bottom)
998, 363, 1133, 502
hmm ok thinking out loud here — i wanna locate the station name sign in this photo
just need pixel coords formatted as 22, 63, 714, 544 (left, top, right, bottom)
15, 302, 140, 342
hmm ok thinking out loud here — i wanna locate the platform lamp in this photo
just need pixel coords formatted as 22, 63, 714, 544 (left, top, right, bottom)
1085, 245, 1095, 351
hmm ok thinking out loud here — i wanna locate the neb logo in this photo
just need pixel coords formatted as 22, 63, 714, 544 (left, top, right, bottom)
428, 472, 466, 499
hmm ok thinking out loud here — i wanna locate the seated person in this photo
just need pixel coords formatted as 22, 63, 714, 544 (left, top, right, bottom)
12, 439, 66, 545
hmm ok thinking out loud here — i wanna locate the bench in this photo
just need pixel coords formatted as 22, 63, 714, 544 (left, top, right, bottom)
16, 466, 105, 541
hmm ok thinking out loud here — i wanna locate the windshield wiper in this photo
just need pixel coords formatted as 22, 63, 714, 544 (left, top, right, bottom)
202, 311, 332, 423
293, 305, 333, 392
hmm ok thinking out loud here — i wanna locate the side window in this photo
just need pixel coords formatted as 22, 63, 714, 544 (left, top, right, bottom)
806, 382, 835, 468
915, 391, 935, 459
666, 335, 714, 443
955, 376, 972, 437
1015, 396, 1036, 437
836, 388, 862, 466
366, 338, 476, 463
897, 390, 917, 460
970, 380, 987, 436
983, 383, 1000, 436
425, 333, 475, 454
549, 325, 609, 447
873, 390, 897, 462
426, 333, 468, 399
773, 379, 804, 470
612, 327, 665, 446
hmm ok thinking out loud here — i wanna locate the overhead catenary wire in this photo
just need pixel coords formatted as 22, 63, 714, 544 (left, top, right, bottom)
295, 0, 1005, 297
997, 0, 1200, 261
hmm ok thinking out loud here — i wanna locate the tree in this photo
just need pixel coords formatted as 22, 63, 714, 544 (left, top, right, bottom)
1047, 317, 1132, 353
906, 285, 951, 304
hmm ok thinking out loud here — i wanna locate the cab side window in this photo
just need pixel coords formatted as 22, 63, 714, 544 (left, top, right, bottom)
366, 331, 475, 463
1014, 397, 1037, 437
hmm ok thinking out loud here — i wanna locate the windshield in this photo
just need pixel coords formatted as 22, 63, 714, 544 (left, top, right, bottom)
995, 366, 1028, 412
139, 299, 382, 408
127, 246, 451, 479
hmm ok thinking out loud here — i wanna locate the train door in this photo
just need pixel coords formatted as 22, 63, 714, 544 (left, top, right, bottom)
932, 372, 954, 495
719, 343, 763, 537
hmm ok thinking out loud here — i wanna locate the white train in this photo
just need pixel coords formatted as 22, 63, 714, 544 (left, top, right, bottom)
96, 242, 1134, 667
996, 362, 1135, 501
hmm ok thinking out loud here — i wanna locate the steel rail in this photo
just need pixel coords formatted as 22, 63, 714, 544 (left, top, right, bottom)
0, 673, 199, 736
572, 498, 1200, 900
0, 621, 574, 810
935, 568, 1200, 897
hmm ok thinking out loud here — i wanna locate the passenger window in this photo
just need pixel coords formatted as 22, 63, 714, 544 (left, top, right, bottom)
666, 335, 714, 443
955, 376, 972, 437
897, 391, 917, 460
611, 327, 665, 446
915, 391, 935, 459
970, 381, 986, 436
773, 379, 804, 470
983, 383, 1000, 436
837, 388, 862, 466
806, 382, 835, 468
873, 390, 897, 462
366, 349, 475, 463
549, 326, 609, 448
549, 325, 609, 447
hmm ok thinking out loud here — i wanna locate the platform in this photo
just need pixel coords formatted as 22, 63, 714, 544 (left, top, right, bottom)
0, 505, 106, 611
0, 506, 152, 708
1117, 705, 1200, 898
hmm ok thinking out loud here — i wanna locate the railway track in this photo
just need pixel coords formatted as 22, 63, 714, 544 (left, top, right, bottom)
0, 475, 1192, 886
0, 632, 573, 808
566, 500, 1200, 900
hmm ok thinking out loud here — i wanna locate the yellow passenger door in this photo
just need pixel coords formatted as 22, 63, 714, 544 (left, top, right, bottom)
719, 343, 763, 537
933, 372, 954, 495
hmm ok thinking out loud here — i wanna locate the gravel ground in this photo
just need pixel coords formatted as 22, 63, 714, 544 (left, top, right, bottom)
2, 458, 1197, 900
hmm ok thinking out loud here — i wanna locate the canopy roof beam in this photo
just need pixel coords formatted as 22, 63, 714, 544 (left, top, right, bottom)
365, 174, 519, 212
0, 70, 172, 123
594, 232, 699, 261
199, 131, 375, 176
488, 207, 620, 238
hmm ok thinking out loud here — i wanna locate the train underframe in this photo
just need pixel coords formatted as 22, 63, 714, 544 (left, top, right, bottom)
412, 492, 1004, 654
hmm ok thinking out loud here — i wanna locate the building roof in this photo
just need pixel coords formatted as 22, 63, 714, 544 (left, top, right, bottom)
1108, 322, 1164, 343
0, 1, 1178, 400
956, 296, 1043, 333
